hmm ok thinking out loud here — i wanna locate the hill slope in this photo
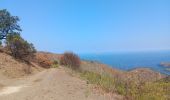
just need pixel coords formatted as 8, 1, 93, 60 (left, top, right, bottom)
0, 52, 43, 78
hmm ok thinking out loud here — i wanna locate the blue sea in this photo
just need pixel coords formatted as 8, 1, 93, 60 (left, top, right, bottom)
80, 51, 170, 75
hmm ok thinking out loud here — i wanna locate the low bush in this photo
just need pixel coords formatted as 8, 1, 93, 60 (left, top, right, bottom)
52, 60, 59, 68
5, 33, 36, 62
53, 60, 59, 65
60, 52, 81, 70
35, 54, 53, 68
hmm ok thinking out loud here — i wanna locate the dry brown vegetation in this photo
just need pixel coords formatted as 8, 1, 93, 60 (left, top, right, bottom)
60, 52, 81, 70
34, 52, 61, 68
35, 53, 53, 68
80, 60, 168, 100
0, 52, 42, 78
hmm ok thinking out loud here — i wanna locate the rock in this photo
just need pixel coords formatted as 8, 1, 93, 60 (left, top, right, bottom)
160, 62, 170, 67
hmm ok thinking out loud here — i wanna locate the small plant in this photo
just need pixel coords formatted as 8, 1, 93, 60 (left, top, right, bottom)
53, 60, 59, 65
60, 52, 81, 70
52, 60, 59, 68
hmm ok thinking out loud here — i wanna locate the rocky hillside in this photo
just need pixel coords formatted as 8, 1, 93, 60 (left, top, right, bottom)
160, 62, 170, 67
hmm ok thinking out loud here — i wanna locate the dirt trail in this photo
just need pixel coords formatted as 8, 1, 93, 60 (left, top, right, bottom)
0, 67, 121, 100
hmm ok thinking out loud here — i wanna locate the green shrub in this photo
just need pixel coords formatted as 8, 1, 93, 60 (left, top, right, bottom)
5, 33, 36, 62
52, 60, 59, 68
60, 52, 81, 70
53, 60, 59, 65
52, 64, 59, 68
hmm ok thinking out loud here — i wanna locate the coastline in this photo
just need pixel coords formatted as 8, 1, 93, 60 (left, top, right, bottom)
80, 52, 170, 75
81, 60, 166, 82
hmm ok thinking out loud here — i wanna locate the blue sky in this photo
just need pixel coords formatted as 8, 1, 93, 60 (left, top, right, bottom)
0, 0, 170, 53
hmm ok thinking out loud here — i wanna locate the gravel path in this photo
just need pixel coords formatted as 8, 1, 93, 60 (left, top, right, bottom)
0, 67, 121, 100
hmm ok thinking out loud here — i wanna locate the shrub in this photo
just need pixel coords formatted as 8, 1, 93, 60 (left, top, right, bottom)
60, 52, 81, 70
35, 54, 53, 68
52, 60, 59, 68
53, 60, 59, 65
5, 33, 36, 62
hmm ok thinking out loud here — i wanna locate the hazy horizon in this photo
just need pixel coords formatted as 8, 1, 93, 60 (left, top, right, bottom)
0, 0, 169, 53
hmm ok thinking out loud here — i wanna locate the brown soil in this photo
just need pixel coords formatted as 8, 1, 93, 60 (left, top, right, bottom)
0, 52, 43, 78
0, 67, 122, 100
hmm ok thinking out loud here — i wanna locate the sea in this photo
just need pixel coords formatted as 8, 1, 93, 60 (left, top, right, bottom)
80, 51, 170, 75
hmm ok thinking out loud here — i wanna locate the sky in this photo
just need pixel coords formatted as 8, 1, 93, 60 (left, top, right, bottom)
0, 0, 170, 53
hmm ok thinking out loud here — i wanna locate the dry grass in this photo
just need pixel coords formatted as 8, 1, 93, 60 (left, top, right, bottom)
79, 60, 169, 100
35, 53, 53, 68
0, 52, 37, 78
0, 50, 44, 78
80, 70, 170, 100
35, 52, 61, 68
